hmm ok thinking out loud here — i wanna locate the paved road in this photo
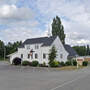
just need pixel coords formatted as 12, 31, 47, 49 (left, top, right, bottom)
0, 61, 90, 90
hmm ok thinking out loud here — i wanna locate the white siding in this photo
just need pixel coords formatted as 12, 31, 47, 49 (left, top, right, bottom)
51, 36, 69, 62
9, 36, 68, 64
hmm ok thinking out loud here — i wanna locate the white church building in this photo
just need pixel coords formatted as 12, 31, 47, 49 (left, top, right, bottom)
8, 36, 78, 64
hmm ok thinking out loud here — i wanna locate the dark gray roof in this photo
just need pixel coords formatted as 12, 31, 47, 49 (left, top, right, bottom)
19, 36, 78, 58
19, 36, 57, 48
64, 44, 78, 57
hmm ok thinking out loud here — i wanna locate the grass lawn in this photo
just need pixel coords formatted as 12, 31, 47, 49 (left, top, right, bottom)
52, 66, 85, 71
0, 58, 9, 61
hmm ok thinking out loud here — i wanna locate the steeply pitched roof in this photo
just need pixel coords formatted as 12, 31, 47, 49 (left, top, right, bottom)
19, 36, 57, 48
19, 36, 78, 57
64, 44, 78, 57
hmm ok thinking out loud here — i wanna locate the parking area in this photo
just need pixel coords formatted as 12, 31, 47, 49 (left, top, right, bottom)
0, 61, 90, 90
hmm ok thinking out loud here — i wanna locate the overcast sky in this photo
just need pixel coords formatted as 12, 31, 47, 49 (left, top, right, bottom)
0, 0, 90, 46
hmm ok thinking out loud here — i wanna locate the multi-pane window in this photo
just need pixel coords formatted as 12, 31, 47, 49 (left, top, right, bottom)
60, 54, 63, 59
35, 53, 38, 59
28, 54, 30, 59
43, 53, 46, 59
28, 54, 33, 59
35, 44, 39, 49
21, 54, 23, 58
31, 54, 33, 59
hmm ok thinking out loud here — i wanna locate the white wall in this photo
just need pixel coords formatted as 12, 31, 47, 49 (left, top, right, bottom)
10, 43, 50, 64
9, 36, 68, 64
51, 36, 69, 62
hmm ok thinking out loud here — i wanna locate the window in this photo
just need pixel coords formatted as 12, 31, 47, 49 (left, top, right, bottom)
35, 44, 39, 49
43, 53, 46, 59
27, 45, 30, 49
60, 54, 63, 59
21, 54, 23, 58
28, 54, 30, 59
31, 54, 33, 59
35, 53, 38, 59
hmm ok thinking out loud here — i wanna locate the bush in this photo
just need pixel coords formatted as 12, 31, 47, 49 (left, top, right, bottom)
49, 60, 59, 67
72, 60, 77, 66
32, 61, 39, 67
22, 61, 31, 66
60, 61, 65, 66
83, 61, 88, 66
65, 60, 72, 66
12, 58, 21, 65
39, 62, 47, 67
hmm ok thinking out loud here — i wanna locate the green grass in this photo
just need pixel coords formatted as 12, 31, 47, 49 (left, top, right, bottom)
52, 66, 85, 71
0, 58, 9, 61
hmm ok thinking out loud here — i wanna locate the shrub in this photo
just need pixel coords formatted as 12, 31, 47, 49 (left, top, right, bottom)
39, 62, 47, 67
60, 61, 65, 66
83, 61, 88, 66
32, 61, 39, 67
65, 60, 72, 66
12, 58, 21, 65
72, 60, 77, 66
43, 61, 46, 66
49, 60, 59, 67
22, 61, 31, 66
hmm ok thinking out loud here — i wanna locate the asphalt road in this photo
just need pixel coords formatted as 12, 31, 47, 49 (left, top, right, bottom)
0, 61, 90, 90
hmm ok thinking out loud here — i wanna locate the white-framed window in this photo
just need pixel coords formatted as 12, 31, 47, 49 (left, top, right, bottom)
35, 53, 38, 59
31, 54, 33, 59
60, 54, 63, 59
27, 45, 30, 49
28, 54, 30, 59
28, 54, 33, 59
43, 53, 46, 59
35, 44, 39, 49
21, 54, 23, 59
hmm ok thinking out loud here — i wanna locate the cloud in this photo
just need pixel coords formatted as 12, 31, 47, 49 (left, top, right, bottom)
66, 32, 90, 46
35, 0, 90, 45
0, 4, 41, 43
0, 4, 34, 20
0, 0, 90, 46
0, 0, 18, 5
0, 27, 45, 43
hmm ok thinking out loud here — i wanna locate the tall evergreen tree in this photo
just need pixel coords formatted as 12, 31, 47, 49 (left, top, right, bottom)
52, 16, 65, 44
48, 46, 57, 64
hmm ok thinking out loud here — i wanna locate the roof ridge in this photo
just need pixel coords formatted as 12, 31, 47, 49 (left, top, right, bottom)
19, 36, 57, 48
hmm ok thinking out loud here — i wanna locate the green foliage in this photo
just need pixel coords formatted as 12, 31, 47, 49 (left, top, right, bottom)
32, 61, 39, 67
65, 60, 72, 66
60, 61, 65, 66
22, 61, 31, 66
0, 40, 22, 60
43, 61, 46, 66
73, 45, 90, 56
39, 62, 47, 67
83, 61, 88, 66
52, 16, 65, 44
72, 60, 77, 66
86, 45, 90, 55
6, 41, 22, 55
0, 40, 4, 59
49, 60, 59, 67
49, 46, 57, 64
